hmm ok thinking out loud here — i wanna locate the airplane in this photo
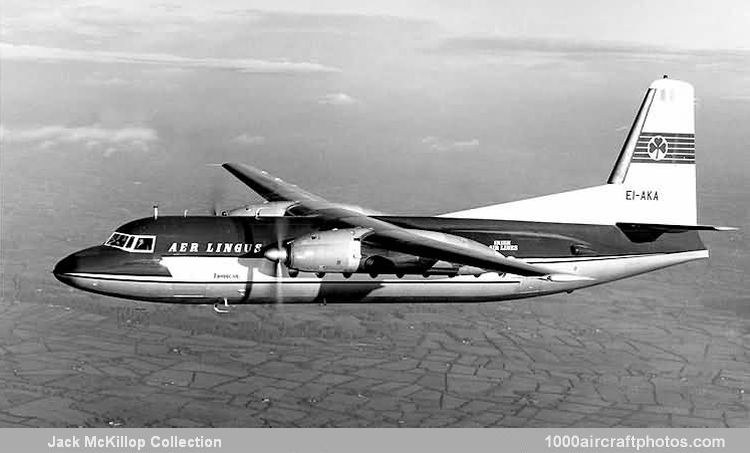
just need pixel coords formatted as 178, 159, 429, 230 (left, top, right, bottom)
54, 77, 735, 313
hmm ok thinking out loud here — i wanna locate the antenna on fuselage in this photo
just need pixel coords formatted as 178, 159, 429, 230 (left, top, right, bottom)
153, 203, 159, 220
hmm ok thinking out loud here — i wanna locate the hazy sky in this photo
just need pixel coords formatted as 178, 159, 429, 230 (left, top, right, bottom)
1, 0, 748, 225
6, 0, 748, 48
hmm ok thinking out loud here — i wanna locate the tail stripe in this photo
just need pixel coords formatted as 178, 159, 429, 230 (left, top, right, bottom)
638, 132, 694, 138
630, 132, 695, 164
631, 158, 694, 164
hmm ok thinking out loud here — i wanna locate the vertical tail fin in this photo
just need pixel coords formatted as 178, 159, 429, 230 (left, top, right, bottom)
442, 77, 699, 226
608, 77, 696, 224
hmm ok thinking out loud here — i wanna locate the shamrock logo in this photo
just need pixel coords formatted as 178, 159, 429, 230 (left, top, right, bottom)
647, 136, 668, 161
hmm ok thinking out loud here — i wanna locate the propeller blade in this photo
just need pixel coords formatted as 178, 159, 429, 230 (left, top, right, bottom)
275, 260, 283, 305
274, 217, 287, 306
208, 164, 225, 215
260, 217, 290, 306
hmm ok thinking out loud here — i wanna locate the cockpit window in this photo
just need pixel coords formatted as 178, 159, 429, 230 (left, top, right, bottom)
106, 233, 130, 248
133, 237, 154, 251
104, 232, 156, 253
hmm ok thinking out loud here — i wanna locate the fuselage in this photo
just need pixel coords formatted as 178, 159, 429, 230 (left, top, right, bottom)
53, 215, 707, 304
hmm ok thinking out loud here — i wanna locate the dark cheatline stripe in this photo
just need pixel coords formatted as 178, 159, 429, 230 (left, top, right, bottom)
65, 274, 523, 285
66, 251, 704, 284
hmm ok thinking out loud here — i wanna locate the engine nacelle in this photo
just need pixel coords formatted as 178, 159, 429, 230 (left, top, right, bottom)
279, 227, 496, 275
221, 201, 296, 217
287, 228, 369, 273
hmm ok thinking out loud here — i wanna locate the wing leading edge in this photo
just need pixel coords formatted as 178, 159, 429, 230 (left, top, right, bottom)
222, 163, 570, 278
222, 163, 325, 204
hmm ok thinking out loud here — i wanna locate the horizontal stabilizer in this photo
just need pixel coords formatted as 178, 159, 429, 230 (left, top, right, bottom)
617, 222, 737, 243
617, 222, 737, 232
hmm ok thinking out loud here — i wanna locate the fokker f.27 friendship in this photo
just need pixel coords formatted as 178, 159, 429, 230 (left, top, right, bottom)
54, 78, 734, 312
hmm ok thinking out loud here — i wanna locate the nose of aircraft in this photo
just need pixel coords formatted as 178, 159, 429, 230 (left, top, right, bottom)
53, 245, 167, 290
54, 253, 78, 276
54, 246, 120, 289
53, 251, 82, 286
53, 246, 111, 283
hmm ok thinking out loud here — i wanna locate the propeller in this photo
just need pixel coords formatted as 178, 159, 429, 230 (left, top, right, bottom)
263, 217, 289, 306
206, 164, 225, 216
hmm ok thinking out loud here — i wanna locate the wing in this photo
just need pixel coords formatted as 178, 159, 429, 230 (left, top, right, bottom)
223, 163, 559, 277
222, 163, 326, 204
316, 206, 550, 276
